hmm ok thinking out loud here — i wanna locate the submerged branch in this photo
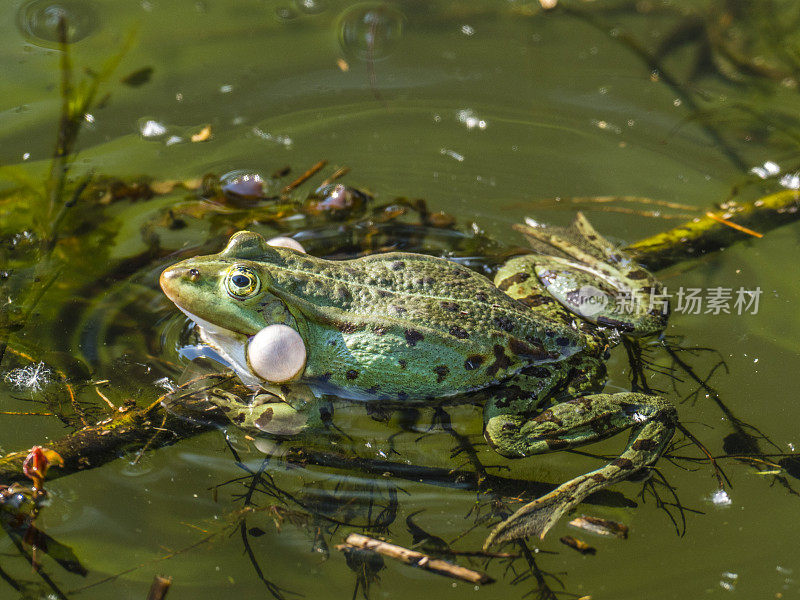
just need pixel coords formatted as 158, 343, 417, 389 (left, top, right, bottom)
624, 189, 800, 271
337, 533, 494, 585
0, 402, 210, 486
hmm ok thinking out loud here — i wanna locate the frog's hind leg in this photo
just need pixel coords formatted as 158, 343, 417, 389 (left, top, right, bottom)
483, 391, 676, 548
511, 212, 667, 336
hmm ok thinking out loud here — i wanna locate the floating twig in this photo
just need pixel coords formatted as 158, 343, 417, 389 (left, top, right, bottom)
337, 533, 494, 585
146, 575, 172, 600
559, 535, 596, 555
281, 160, 328, 195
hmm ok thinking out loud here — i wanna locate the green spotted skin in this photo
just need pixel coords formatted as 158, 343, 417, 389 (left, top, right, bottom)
161, 231, 588, 400
160, 215, 677, 546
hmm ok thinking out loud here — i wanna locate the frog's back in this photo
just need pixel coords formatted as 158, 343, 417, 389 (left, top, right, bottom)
261, 250, 583, 399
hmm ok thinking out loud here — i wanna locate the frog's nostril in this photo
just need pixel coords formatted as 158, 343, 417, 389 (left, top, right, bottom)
188, 268, 200, 281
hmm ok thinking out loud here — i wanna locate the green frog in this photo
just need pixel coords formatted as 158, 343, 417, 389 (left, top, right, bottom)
159, 214, 677, 547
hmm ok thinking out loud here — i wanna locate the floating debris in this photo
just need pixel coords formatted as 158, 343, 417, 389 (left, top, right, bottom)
4, 361, 53, 392
568, 516, 629, 539
191, 125, 212, 142
560, 535, 596, 555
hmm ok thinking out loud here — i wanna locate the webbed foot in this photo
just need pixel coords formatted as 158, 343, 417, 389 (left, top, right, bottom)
483, 391, 676, 547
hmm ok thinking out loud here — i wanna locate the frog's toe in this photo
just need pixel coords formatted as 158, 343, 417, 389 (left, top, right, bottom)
483, 491, 565, 549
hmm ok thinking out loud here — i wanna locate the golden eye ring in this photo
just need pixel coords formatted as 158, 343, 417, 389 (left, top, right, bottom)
225, 266, 260, 299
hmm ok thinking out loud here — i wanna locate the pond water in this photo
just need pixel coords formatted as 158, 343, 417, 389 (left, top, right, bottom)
2, 1, 800, 598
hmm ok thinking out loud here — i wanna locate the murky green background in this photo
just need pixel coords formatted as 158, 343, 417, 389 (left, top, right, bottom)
2, 1, 800, 598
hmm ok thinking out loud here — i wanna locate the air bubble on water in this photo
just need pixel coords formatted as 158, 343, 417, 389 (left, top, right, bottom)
719, 571, 738, 592
709, 489, 732, 506
275, 6, 298, 21
457, 109, 487, 130
252, 127, 292, 147
165, 135, 183, 146
750, 160, 781, 178
337, 3, 405, 61
138, 119, 168, 138
779, 172, 800, 190
460, 24, 474, 36
220, 170, 268, 199
294, 0, 326, 14
16, 0, 98, 47
4, 362, 53, 392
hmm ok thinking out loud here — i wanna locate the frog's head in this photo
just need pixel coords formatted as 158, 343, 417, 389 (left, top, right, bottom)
160, 231, 303, 385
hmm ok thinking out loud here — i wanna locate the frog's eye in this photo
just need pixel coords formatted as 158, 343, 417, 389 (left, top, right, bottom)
225, 266, 260, 299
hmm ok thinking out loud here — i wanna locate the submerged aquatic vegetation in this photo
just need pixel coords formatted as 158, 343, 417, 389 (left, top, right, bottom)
3, 3, 800, 598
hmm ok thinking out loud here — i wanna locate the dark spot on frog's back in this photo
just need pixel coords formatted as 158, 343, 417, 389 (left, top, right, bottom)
433, 365, 450, 383
464, 355, 485, 370
497, 272, 530, 291
493, 315, 515, 332
508, 338, 557, 360
521, 365, 551, 378
475, 292, 488, 302
390, 261, 405, 271
449, 325, 469, 339
336, 285, 352, 302
440, 301, 459, 312
555, 337, 571, 347
346, 369, 359, 380
398, 359, 407, 369
485, 345, 513, 377
404, 329, 424, 346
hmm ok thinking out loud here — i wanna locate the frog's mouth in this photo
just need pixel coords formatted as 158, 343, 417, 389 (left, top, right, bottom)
176, 306, 262, 389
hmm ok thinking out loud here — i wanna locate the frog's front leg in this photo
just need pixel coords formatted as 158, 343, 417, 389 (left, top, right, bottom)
483, 391, 676, 548
211, 385, 330, 436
